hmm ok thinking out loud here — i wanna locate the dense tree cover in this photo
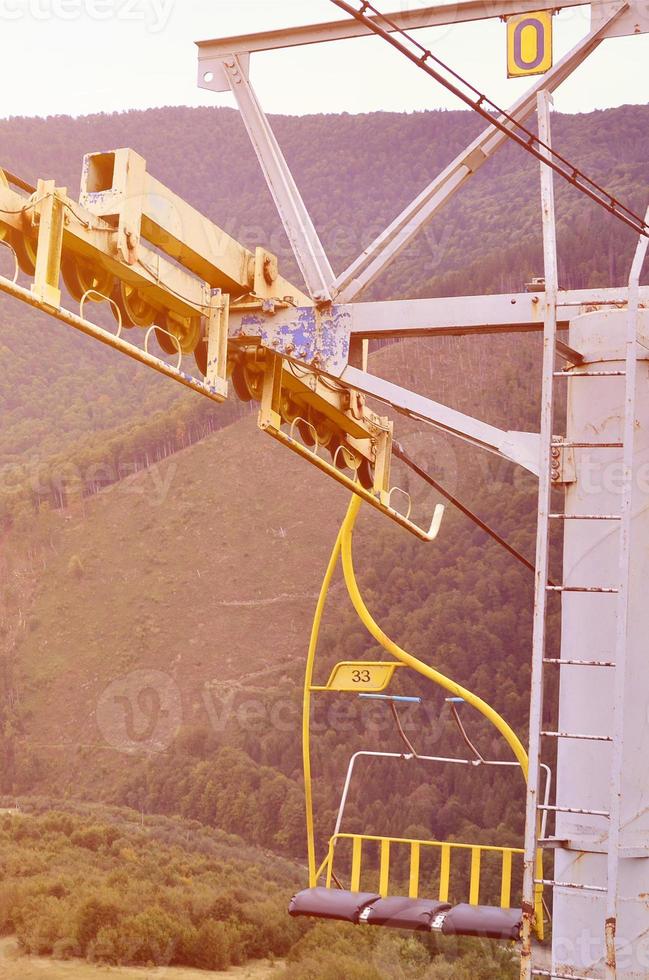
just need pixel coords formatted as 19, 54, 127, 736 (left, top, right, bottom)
282, 922, 518, 980
0, 801, 305, 969
0, 801, 518, 978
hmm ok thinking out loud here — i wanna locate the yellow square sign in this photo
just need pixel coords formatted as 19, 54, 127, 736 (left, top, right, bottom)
507, 11, 553, 78
321, 661, 404, 693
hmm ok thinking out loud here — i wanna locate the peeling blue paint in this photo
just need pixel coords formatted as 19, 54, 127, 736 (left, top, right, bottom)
236, 304, 351, 376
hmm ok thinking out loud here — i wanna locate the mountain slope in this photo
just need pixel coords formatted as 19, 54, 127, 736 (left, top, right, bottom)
4, 328, 541, 804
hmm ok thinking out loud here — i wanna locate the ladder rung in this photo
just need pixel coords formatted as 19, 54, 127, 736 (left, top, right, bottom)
553, 370, 625, 378
546, 585, 619, 593
542, 731, 613, 742
535, 878, 607, 893
549, 513, 621, 521
553, 441, 623, 449
538, 804, 610, 817
543, 658, 616, 667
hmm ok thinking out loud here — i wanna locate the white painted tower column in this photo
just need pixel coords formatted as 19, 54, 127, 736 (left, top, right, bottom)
552, 309, 649, 978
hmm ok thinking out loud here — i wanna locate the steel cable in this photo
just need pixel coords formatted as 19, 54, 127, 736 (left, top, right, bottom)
330, 0, 649, 238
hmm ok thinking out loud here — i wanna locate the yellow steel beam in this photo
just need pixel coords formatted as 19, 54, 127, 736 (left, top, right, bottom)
79, 148, 310, 303
0, 180, 209, 319
31, 180, 65, 309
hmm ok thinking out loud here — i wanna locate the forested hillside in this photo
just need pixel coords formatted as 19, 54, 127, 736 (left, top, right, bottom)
0, 101, 645, 977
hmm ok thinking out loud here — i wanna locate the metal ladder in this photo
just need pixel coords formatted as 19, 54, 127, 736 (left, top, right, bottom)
520, 92, 649, 980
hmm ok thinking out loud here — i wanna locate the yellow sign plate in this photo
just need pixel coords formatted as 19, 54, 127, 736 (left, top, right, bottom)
507, 11, 553, 78
323, 661, 404, 693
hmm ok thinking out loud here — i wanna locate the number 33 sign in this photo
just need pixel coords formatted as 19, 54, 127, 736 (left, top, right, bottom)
507, 10, 554, 77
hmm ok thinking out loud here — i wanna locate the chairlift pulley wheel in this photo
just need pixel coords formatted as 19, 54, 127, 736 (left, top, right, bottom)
329, 434, 374, 490
357, 456, 375, 492
9, 189, 41, 274
312, 413, 336, 451
230, 361, 253, 401
155, 309, 202, 357
12, 230, 37, 276
192, 319, 209, 376
330, 435, 353, 469
230, 356, 264, 402
111, 280, 157, 329
280, 393, 301, 426
61, 252, 115, 302
298, 408, 335, 450
297, 418, 316, 447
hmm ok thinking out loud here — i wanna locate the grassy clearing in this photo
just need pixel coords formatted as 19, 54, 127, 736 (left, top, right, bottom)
0, 936, 282, 978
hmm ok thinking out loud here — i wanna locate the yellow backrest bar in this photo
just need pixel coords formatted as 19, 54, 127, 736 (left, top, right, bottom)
326, 833, 523, 914
409, 841, 420, 899
469, 847, 482, 906
379, 839, 391, 897
350, 836, 363, 892
501, 849, 513, 909
439, 843, 451, 903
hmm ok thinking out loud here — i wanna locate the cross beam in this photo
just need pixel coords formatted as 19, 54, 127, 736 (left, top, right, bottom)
228, 288, 648, 343
196, 0, 587, 68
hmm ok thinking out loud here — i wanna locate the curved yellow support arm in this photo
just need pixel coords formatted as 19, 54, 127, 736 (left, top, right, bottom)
340, 494, 529, 779
303, 521, 345, 885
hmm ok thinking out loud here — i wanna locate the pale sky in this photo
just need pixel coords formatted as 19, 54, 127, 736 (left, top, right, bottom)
0, 0, 647, 119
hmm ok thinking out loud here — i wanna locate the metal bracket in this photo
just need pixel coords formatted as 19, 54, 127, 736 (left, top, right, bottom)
550, 439, 576, 485
31, 180, 66, 309
205, 291, 229, 397
556, 339, 585, 366
197, 52, 250, 93
342, 364, 541, 475
591, 0, 649, 37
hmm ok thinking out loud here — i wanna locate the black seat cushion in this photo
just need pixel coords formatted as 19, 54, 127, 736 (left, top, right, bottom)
365, 895, 452, 930
288, 887, 381, 923
441, 903, 523, 940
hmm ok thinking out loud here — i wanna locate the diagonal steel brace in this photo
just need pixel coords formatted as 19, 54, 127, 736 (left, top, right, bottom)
220, 56, 336, 304
333, 4, 628, 302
